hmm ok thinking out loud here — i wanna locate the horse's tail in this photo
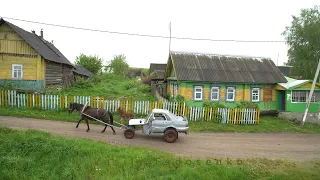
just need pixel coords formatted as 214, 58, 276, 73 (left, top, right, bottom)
108, 111, 114, 124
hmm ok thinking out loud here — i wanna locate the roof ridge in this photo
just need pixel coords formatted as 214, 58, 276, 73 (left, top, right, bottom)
170, 50, 271, 60
34, 35, 61, 57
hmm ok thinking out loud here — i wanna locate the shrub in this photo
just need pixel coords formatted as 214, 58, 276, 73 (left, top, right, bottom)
123, 80, 139, 90
0, 80, 16, 90
73, 78, 93, 89
202, 101, 226, 108
236, 101, 258, 108
138, 84, 151, 93
88, 74, 103, 83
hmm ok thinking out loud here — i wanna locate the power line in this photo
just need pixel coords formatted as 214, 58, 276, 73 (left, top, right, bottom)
1, 16, 287, 43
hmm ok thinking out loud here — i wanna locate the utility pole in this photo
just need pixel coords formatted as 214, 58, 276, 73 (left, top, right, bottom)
301, 58, 320, 127
169, 22, 171, 53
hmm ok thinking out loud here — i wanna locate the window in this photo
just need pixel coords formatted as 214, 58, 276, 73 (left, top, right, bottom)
174, 84, 178, 97
194, 86, 203, 101
251, 88, 260, 102
226, 86, 235, 101
12, 64, 23, 79
154, 113, 166, 120
171, 83, 178, 97
211, 86, 219, 101
292, 90, 320, 103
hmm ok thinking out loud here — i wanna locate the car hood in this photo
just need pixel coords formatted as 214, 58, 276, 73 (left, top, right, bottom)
128, 118, 146, 125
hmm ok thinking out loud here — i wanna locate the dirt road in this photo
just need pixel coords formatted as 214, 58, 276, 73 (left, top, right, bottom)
1, 116, 320, 161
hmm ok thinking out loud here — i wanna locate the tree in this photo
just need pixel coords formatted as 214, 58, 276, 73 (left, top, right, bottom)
75, 54, 103, 74
282, 5, 320, 80
107, 54, 129, 76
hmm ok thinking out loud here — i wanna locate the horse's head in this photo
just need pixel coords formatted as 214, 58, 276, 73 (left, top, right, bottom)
68, 102, 76, 114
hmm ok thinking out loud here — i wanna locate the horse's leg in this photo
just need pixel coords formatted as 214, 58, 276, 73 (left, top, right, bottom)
76, 117, 84, 128
109, 117, 116, 135
85, 119, 90, 132
101, 124, 108, 133
111, 126, 116, 135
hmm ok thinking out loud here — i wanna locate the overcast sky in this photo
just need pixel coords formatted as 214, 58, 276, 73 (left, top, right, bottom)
1, 0, 319, 68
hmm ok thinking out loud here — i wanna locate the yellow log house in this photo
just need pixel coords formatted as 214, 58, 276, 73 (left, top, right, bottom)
0, 18, 75, 91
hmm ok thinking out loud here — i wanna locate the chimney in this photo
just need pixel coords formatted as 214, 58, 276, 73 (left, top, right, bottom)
40, 29, 43, 38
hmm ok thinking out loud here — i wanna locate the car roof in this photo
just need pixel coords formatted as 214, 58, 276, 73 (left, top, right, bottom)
152, 108, 170, 113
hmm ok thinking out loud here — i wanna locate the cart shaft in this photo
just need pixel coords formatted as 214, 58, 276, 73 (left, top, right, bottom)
81, 113, 124, 130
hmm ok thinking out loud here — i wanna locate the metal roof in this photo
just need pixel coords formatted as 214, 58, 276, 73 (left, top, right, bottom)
277, 76, 320, 90
169, 51, 288, 84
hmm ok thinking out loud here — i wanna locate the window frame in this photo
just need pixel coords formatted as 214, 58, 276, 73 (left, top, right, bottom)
11, 64, 23, 79
210, 86, 220, 101
291, 90, 320, 103
171, 83, 178, 97
193, 85, 203, 101
251, 87, 260, 102
226, 86, 236, 102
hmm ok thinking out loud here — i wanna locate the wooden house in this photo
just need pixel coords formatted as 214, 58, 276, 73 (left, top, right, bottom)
73, 64, 93, 81
276, 76, 320, 112
164, 51, 288, 110
0, 18, 75, 91
149, 63, 167, 96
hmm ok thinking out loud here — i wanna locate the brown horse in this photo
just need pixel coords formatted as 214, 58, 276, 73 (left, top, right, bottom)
117, 107, 135, 124
69, 102, 116, 135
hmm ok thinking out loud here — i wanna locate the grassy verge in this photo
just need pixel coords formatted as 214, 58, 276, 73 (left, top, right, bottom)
189, 117, 320, 133
0, 126, 319, 180
45, 73, 157, 101
0, 107, 320, 133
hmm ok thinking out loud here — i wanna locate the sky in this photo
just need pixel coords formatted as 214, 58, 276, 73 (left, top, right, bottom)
1, 0, 319, 68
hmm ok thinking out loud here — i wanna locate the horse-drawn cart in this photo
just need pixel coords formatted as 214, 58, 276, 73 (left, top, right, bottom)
77, 103, 189, 143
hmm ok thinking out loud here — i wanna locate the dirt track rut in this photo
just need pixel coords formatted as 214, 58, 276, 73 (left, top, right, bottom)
1, 116, 320, 161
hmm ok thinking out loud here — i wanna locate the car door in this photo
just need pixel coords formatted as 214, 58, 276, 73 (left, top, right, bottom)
151, 113, 167, 133
143, 113, 153, 134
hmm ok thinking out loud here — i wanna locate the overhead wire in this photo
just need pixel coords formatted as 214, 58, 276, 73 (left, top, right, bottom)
0, 16, 287, 43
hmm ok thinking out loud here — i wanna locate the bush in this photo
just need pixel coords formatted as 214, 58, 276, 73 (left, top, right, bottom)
73, 78, 93, 89
88, 74, 103, 83
138, 84, 151, 93
202, 101, 226, 108
123, 80, 139, 90
0, 81, 16, 90
236, 101, 258, 108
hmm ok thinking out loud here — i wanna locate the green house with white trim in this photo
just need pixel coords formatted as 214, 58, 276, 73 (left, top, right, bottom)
276, 76, 320, 113
164, 51, 288, 110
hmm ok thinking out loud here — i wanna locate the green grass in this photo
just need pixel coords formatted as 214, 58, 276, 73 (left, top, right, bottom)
0, 126, 319, 180
0, 106, 320, 133
45, 73, 157, 101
